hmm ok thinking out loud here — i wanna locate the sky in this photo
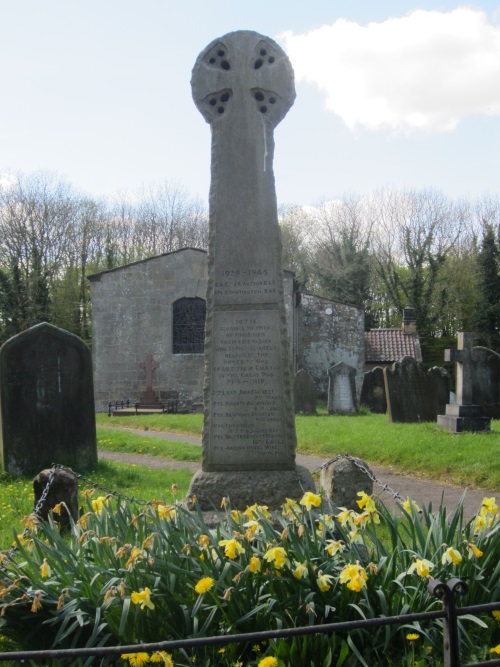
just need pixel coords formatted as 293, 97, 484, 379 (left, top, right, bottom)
1, 1, 500, 207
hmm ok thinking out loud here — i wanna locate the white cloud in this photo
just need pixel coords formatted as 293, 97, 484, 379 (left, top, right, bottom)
279, 8, 500, 133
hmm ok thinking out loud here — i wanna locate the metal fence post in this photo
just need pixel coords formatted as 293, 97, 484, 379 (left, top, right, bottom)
428, 578, 468, 667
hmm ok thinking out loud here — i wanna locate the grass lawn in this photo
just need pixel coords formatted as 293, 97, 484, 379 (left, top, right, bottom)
0, 460, 193, 549
97, 427, 202, 461
97, 411, 500, 490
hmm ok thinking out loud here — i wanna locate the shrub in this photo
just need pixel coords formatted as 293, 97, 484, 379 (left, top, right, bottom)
0, 485, 498, 666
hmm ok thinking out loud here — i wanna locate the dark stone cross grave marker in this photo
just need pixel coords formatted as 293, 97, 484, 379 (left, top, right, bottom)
187, 30, 315, 509
437, 332, 491, 433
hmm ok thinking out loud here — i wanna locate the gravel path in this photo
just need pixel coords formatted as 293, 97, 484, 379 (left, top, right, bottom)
98, 426, 492, 522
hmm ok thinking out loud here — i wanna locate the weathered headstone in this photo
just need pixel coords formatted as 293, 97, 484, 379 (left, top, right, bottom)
437, 333, 491, 432
294, 369, 317, 414
384, 356, 450, 423
0, 322, 97, 475
138, 353, 160, 405
471, 346, 500, 419
360, 367, 387, 413
187, 30, 315, 509
327, 362, 358, 414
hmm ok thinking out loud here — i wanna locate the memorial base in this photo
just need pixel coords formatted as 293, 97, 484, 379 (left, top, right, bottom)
186, 465, 316, 511
437, 404, 491, 433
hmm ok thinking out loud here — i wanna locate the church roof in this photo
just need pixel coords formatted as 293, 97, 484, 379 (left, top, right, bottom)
364, 329, 422, 364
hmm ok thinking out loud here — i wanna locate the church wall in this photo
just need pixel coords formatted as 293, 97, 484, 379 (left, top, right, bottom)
89, 248, 208, 411
297, 293, 365, 397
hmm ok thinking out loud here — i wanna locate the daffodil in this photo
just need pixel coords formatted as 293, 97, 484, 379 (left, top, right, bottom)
157, 504, 176, 521
403, 497, 421, 514
317, 571, 335, 592
481, 496, 498, 516
194, 576, 215, 594
325, 540, 345, 556
219, 538, 244, 559
249, 555, 262, 573
490, 644, 500, 655
293, 562, 308, 579
91, 496, 108, 514
263, 546, 288, 569
40, 558, 51, 578
131, 587, 154, 611
336, 507, 355, 526
300, 491, 322, 511
198, 534, 210, 550
466, 542, 483, 559
442, 546, 462, 566
408, 558, 434, 578
356, 491, 377, 513
125, 546, 145, 569
339, 562, 368, 592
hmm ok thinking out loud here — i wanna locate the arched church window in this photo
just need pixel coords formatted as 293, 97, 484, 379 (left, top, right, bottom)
172, 297, 206, 354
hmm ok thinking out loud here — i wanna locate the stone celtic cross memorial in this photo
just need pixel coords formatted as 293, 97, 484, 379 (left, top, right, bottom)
187, 30, 315, 509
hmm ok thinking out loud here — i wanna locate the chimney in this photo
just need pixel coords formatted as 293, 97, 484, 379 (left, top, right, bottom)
402, 307, 417, 334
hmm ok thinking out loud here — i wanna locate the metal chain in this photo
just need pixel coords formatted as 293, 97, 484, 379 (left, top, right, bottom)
312, 453, 406, 503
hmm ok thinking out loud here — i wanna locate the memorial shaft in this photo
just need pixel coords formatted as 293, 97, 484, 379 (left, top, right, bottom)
191, 31, 297, 472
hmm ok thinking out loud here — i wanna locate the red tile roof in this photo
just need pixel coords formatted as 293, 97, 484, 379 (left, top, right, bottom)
364, 329, 422, 363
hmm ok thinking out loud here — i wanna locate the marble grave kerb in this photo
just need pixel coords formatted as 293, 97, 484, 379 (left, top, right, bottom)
187, 30, 315, 509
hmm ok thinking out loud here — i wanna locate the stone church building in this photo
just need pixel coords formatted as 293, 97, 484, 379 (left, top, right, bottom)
88, 248, 364, 411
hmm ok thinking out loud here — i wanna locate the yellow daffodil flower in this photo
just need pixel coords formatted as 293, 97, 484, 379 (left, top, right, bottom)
198, 534, 210, 550
408, 558, 434, 578
356, 491, 377, 513
317, 571, 335, 592
466, 542, 483, 559
150, 652, 173, 666
91, 496, 108, 515
40, 558, 51, 578
300, 491, 322, 511
219, 538, 244, 559
442, 546, 462, 566
481, 497, 498, 516
325, 540, 345, 556
264, 546, 288, 569
339, 562, 368, 592
131, 587, 154, 611
157, 504, 176, 521
194, 576, 214, 595
293, 562, 308, 579
249, 555, 262, 573
403, 497, 421, 514
490, 644, 500, 655
125, 547, 145, 569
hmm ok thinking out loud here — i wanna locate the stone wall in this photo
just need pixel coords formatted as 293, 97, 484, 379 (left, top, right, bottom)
89, 248, 208, 411
297, 293, 365, 397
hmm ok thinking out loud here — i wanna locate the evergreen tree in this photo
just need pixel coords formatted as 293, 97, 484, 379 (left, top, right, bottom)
471, 223, 500, 351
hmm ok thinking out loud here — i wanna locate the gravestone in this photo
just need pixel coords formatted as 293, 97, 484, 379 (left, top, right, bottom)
138, 353, 160, 406
384, 356, 450, 423
0, 322, 97, 475
294, 369, 317, 414
187, 30, 315, 509
471, 346, 500, 419
327, 362, 358, 414
33, 467, 79, 532
437, 333, 491, 432
360, 367, 387, 413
